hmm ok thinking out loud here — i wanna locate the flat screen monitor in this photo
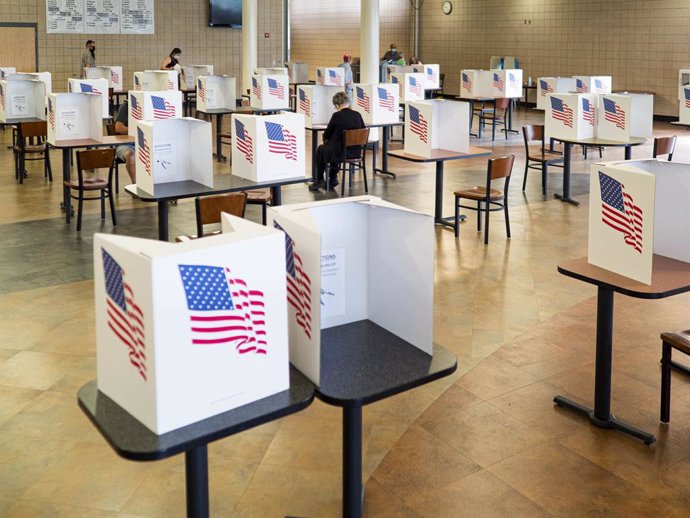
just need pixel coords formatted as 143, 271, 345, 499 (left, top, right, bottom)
210, 0, 242, 27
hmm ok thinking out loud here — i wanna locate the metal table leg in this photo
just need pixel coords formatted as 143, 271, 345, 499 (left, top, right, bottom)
374, 126, 396, 178
215, 114, 226, 162
62, 148, 71, 223
185, 446, 210, 518
624, 145, 632, 160
158, 201, 169, 241
343, 401, 363, 518
434, 160, 465, 229
271, 186, 282, 206
502, 100, 519, 136
311, 130, 318, 182
554, 142, 580, 206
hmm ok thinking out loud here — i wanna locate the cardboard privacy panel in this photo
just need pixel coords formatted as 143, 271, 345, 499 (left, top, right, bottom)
8, 72, 52, 96
491, 69, 523, 98
411, 64, 441, 90
181, 65, 214, 90
316, 67, 344, 87
0, 67, 16, 79
680, 86, 690, 124
574, 76, 612, 95
128, 90, 183, 136
250, 74, 289, 110
288, 62, 309, 84
85, 66, 123, 91
196, 76, 236, 111
68, 78, 109, 118
268, 196, 434, 385
351, 83, 399, 125
384, 64, 409, 82
404, 100, 470, 157
296, 85, 340, 126
255, 67, 288, 76
134, 71, 178, 91
135, 118, 212, 196
94, 218, 290, 434
47, 93, 102, 144
231, 112, 306, 182
460, 69, 492, 98
536, 77, 577, 110
391, 73, 425, 103
545, 93, 597, 141
597, 93, 653, 141
0, 79, 46, 122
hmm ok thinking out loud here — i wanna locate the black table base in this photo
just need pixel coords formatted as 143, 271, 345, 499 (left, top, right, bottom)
374, 126, 396, 179
553, 142, 580, 206
434, 161, 466, 228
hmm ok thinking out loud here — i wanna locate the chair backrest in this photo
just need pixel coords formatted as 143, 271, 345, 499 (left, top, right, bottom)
653, 136, 676, 161
344, 128, 370, 147
18, 121, 47, 139
76, 148, 116, 172
195, 192, 248, 237
522, 124, 545, 154
105, 123, 116, 136
495, 97, 510, 110
488, 155, 515, 181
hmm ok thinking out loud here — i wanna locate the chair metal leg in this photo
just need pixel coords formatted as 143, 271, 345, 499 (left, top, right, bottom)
454, 196, 460, 238
109, 189, 117, 226
46, 150, 53, 182
261, 203, 267, 225
542, 163, 548, 197
77, 192, 84, 231
476, 201, 482, 232
363, 159, 368, 193
492, 116, 496, 141
340, 163, 346, 196
522, 163, 529, 192
504, 201, 511, 239
661, 342, 672, 423
101, 190, 106, 219
349, 163, 354, 190
484, 199, 491, 245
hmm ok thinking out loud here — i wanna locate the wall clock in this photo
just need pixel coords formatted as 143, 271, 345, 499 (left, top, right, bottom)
442, 1, 453, 15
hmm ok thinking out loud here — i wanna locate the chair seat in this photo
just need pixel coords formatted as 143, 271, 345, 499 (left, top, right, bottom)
344, 157, 363, 164
661, 330, 690, 355
454, 186, 504, 201
175, 229, 222, 242
246, 189, 272, 203
15, 143, 46, 153
64, 178, 109, 190
527, 150, 564, 164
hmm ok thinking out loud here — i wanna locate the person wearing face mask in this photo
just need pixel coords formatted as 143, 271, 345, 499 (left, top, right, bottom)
160, 48, 186, 85
80, 40, 96, 78
381, 43, 401, 63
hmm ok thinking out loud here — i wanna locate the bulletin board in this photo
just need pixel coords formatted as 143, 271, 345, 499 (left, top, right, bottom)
46, 0, 154, 34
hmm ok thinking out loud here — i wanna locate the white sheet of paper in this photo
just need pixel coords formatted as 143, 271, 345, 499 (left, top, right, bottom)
11, 95, 27, 116
59, 110, 80, 135
153, 142, 175, 177
320, 247, 345, 318
206, 88, 216, 106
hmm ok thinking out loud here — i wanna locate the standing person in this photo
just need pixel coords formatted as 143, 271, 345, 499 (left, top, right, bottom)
338, 54, 354, 98
309, 91, 365, 192
80, 40, 96, 78
160, 47, 185, 86
381, 43, 401, 62
113, 101, 136, 183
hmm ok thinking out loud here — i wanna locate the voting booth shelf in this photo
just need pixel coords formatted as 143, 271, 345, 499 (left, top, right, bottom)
287, 62, 309, 84
68, 78, 109, 118
93, 218, 291, 434
127, 90, 183, 137
597, 93, 653, 141
182, 65, 214, 90
134, 71, 178, 92
250, 74, 290, 111
410, 64, 441, 90
491, 69, 523, 98
536, 77, 577, 110
85, 66, 123, 91
0, 67, 16, 80
352, 83, 399, 125
588, 160, 690, 285
460, 70, 493, 99
296, 84, 340, 126
231, 112, 306, 183
391, 73, 426, 103
0, 79, 46, 123
574, 76, 612, 95
196, 75, 236, 112
545, 93, 598, 141
134, 117, 212, 196
47, 92, 102, 145
268, 196, 434, 386
404, 100, 470, 157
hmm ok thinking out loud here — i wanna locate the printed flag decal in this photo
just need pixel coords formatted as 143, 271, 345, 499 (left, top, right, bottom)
252, 77, 261, 99
151, 95, 176, 118
377, 87, 395, 112
131, 95, 142, 120
582, 98, 596, 126
356, 87, 370, 112
599, 171, 643, 254
137, 127, 151, 175
603, 98, 626, 130
540, 79, 553, 97
409, 105, 428, 143
550, 96, 573, 127
298, 89, 310, 114
267, 78, 284, 100
235, 118, 253, 164
462, 73, 472, 91
265, 121, 297, 160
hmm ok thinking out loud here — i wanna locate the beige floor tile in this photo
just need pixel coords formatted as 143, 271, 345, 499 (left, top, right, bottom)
4, 501, 117, 518
0, 351, 82, 390
455, 355, 540, 400
0, 384, 42, 426
363, 478, 422, 518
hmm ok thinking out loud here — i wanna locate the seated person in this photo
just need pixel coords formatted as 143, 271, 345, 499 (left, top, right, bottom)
381, 43, 401, 63
309, 91, 365, 192
409, 56, 423, 65
114, 101, 136, 183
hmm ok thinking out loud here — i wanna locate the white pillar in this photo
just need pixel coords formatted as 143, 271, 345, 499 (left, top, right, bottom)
242, 0, 258, 94
360, 0, 379, 84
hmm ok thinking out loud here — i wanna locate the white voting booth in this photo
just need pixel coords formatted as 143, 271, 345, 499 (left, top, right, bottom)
288, 62, 309, 84
545, 93, 598, 141
127, 90, 183, 136
404, 100, 469, 157
93, 217, 290, 434
47, 93, 102, 145
316, 67, 345, 87
536, 77, 577, 110
491, 69, 523, 98
68, 78, 109, 118
0, 80, 46, 122
0, 67, 16, 79
391, 73, 425, 103
85, 66, 123, 91
597, 94, 653, 140
680, 86, 690, 124
574, 76, 612, 94
384, 64, 407, 82
268, 196, 434, 386
296, 85, 339, 126
411, 64, 440, 90
588, 160, 690, 285
352, 83, 399, 125
679, 70, 690, 101
134, 71, 178, 91
196, 76, 236, 111
135, 118, 212, 196
8, 72, 52, 95
182, 65, 214, 90
255, 67, 288, 76
231, 112, 306, 182
460, 70, 492, 98
250, 74, 289, 110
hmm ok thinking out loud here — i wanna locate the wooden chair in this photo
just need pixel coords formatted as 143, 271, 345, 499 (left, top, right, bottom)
660, 329, 690, 423
653, 136, 676, 161
328, 128, 370, 195
479, 98, 510, 141
246, 189, 272, 225
65, 148, 117, 231
105, 123, 122, 192
176, 193, 248, 242
522, 125, 564, 197
454, 155, 515, 245
14, 121, 52, 184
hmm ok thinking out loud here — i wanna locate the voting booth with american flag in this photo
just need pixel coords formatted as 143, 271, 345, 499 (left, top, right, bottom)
490, 69, 523, 98
588, 159, 690, 285
0, 67, 16, 79
351, 83, 399, 125
93, 216, 290, 434
411, 64, 441, 90
268, 196, 434, 386
47, 93, 102, 145
574, 76, 612, 95
384, 64, 408, 82
127, 90, 183, 137
230, 112, 306, 182
85, 66, 123, 91
0, 79, 45, 123
536, 77, 577, 110
195, 75, 236, 112
134, 71, 178, 92
68, 78, 109, 118
597, 93, 653, 141
181, 65, 214, 90
404, 100, 470, 158
255, 67, 288, 76
679, 86, 690, 124
134, 118, 212, 196
315, 67, 345, 87
545, 93, 598, 141
250, 74, 289, 110
295, 85, 340, 126
8, 72, 52, 97
459, 69, 492, 98
391, 73, 425, 103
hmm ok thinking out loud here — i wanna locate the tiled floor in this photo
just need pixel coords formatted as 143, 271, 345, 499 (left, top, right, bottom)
1, 109, 690, 517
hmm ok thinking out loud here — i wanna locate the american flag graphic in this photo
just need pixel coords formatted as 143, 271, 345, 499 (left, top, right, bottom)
540, 79, 553, 97
265, 121, 297, 160
599, 171, 643, 254
298, 89, 310, 114
151, 95, 176, 118
267, 78, 284, 100
582, 98, 596, 126
409, 105, 428, 143
80, 83, 102, 95
576, 79, 588, 93
131, 95, 142, 120
593, 78, 605, 93
493, 73, 504, 92
426, 66, 437, 84
603, 97, 626, 130
550, 96, 573, 127
0, 84, 4, 110
102, 249, 147, 381
134, 75, 141, 91
178, 265, 268, 354
252, 77, 261, 99
197, 79, 205, 101
328, 69, 341, 86
317, 69, 323, 84
274, 222, 312, 340
48, 98, 54, 128
392, 75, 398, 84
356, 86, 370, 112
137, 127, 151, 174
409, 76, 422, 96
684, 88, 690, 108
462, 73, 472, 91
235, 118, 253, 164
377, 87, 395, 112
111, 70, 120, 85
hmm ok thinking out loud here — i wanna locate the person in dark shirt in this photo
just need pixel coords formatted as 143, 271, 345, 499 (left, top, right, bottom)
309, 91, 366, 191
381, 43, 401, 62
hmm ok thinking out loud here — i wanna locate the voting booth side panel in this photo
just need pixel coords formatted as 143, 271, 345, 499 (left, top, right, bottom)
680, 86, 690, 124
628, 94, 654, 138
597, 95, 631, 141
231, 114, 257, 179
135, 122, 155, 195
649, 163, 690, 263
435, 100, 470, 153
47, 93, 102, 144
587, 163, 655, 285
545, 94, 581, 141
404, 101, 432, 157
69, 78, 109, 118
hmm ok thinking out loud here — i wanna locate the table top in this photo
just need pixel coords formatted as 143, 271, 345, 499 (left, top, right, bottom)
612, 90, 655, 96
195, 107, 236, 115
558, 255, 690, 299
552, 136, 646, 147
306, 121, 404, 132
125, 174, 309, 202
78, 366, 314, 461
523, 84, 538, 89
0, 117, 44, 125
316, 320, 457, 406
48, 134, 134, 150
387, 146, 492, 163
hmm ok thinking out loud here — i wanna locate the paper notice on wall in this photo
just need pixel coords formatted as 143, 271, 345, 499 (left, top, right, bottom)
59, 110, 80, 136
85, 0, 121, 34
121, 0, 154, 34
47, 0, 86, 33
320, 248, 345, 318
11, 96, 28, 117
153, 142, 175, 177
